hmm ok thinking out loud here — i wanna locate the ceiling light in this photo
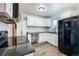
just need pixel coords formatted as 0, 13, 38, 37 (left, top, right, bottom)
38, 7, 45, 11
37, 4, 46, 12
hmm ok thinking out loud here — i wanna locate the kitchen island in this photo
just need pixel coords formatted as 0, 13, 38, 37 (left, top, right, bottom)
0, 41, 35, 56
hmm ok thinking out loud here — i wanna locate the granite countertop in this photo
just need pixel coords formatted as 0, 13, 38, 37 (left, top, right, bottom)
0, 42, 35, 56
28, 31, 58, 34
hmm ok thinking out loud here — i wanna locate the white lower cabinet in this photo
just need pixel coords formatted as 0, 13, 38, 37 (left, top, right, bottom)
28, 33, 58, 47
28, 34, 31, 44
39, 33, 58, 47
39, 33, 48, 43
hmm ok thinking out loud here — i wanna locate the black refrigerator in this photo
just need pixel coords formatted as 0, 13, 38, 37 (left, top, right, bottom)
58, 16, 79, 56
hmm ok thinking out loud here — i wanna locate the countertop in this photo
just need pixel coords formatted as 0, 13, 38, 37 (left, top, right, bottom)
28, 31, 58, 34
0, 42, 35, 56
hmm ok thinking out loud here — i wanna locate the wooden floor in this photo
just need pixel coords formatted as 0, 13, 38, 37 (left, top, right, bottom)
32, 42, 65, 56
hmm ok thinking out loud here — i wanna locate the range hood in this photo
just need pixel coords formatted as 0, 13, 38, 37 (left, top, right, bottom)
0, 12, 16, 24
0, 3, 19, 24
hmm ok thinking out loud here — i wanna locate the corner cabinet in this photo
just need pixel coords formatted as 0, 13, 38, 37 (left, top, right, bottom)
39, 33, 58, 47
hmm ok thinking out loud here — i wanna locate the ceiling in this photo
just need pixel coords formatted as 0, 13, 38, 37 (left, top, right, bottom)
19, 3, 77, 17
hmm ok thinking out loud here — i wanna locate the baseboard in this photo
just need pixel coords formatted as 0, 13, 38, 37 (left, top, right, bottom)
38, 41, 58, 48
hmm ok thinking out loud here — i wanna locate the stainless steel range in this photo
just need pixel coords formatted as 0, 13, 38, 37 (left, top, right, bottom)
0, 31, 8, 48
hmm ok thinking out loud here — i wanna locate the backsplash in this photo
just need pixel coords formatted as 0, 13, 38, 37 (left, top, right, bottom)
0, 21, 8, 31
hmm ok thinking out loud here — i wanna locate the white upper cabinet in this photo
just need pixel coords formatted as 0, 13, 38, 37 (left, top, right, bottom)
0, 3, 19, 19
0, 3, 13, 18
27, 15, 51, 27
5, 3, 13, 18
0, 3, 5, 12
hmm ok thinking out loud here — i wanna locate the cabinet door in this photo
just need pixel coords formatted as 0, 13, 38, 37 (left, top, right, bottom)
58, 20, 64, 52
63, 19, 72, 55
5, 3, 13, 18
5, 3, 19, 18
0, 3, 4, 12
71, 18, 78, 55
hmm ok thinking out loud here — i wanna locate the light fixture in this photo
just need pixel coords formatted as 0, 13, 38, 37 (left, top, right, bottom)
37, 4, 46, 12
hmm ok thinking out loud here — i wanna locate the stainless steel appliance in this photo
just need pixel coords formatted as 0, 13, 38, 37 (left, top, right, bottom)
0, 31, 8, 48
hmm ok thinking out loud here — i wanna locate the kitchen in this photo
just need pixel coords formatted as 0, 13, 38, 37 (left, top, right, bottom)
0, 3, 79, 56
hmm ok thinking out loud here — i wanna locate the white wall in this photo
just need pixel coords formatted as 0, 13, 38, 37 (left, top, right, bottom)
51, 5, 79, 20
27, 14, 51, 27
70, 4, 79, 16
17, 13, 27, 37
17, 20, 26, 36
48, 20, 58, 32
0, 21, 8, 31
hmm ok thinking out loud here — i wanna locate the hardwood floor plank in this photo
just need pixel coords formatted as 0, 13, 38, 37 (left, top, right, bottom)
32, 42, 65, 56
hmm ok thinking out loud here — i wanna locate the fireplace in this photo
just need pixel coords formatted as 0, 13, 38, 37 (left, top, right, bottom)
0, 31, 8, 48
